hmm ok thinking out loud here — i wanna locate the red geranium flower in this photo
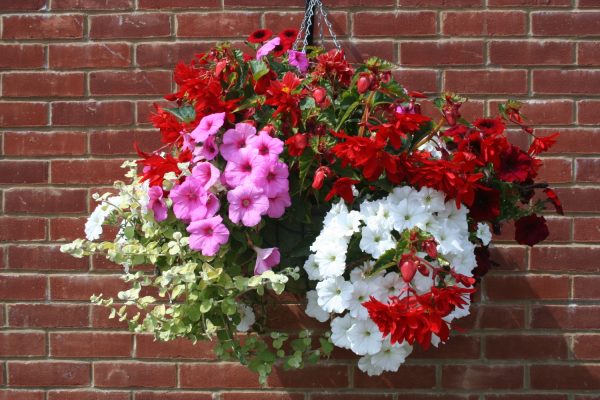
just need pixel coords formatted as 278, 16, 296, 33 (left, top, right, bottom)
247, 29, 273, 43
514, 214, 549, 246
325, 177, 360, 203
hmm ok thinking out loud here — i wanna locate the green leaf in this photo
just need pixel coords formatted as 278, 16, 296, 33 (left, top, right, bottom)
249, 60, 270, 81
164, 105, 196, 123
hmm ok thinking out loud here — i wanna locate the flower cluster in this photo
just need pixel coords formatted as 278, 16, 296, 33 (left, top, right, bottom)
62, 27, 561, 382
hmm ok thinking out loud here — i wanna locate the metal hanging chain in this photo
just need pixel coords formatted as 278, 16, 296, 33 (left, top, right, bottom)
317, 1, 342, 51
293, 0, 342, 53
292, 0, 317, 52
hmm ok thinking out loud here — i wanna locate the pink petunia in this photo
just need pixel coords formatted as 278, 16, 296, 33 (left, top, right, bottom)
263, 161, 289, 197
256, 37, 280, 60
205, 192, 221, 219
169, 176, 208, 222
181, 131, 196, 152
192, 162, 220, 190
199, 135, 219, 161
287, 50, 309, 73
190, 112, 226, 143
227, 184, 269, 227
220, 123, 257, 162
147, 185, 168, 222
247, 131, 284, 161
267, 190, 291, 218
223, 148, 268, 188
253, 246, 281, 275
187, 215, 230, 256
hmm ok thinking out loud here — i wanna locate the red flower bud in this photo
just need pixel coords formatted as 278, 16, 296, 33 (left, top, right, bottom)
400, 259, 418, 283
284, 133, 308, 157
312, 166, 331, 190
417, 264, 430, 277
313, 87, 326, 104
357, 74, 372, 94
422, 239, 438, 259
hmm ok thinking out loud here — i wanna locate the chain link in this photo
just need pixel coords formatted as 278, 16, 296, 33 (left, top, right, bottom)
292, 0, 343, 54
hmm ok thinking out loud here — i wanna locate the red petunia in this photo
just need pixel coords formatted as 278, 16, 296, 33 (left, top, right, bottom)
247, 29, 273, 43
497, 145, 540, 183
325, 177, 360, 203
469, 188, 501, 222
514, 214, 549, 246
278, 29, 298, 45
474, 118, 505, 136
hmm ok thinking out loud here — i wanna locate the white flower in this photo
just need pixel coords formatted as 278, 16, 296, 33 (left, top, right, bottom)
348, 281, 372, 319
418, 187, 445, 212
236, 304, 256, 332
303, 254, 323, 281
437, 201, 469, 232
314, 243, 347, 278
431, 223, 465, 255
476, 222, 492, 245
347, 319, 383, 355
371, 340, 413, 372
391, 199, 430, 232
316, 276, 353, 313
85, 204, 111, 241
305, 290, 330, 322
388, 186, 420, 204
359, 225, 395, 259
380, 272, 404, 300
329, 210, 362, 237
350, 262, 384, 284
357, 355, 384, 376
330, 314, 353, 349
363, 201, 395, 230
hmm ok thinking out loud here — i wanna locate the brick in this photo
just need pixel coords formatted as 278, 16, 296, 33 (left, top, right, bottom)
580, 0, 600, 6
177, 13, 261, 38
52, 0, 133, 9
89, 14, 171, 39
0, 274, 47, 300
574, 218, 600, 242
221, 394, 303, 400
180, 363, 261, 388
50, 275, 127, 301
8, 361, 90, 387
89, 71, 172, 96
531, 365, 600, 390
400, 41, 484, 66
135, 335, 216, 359
533, 12, 600, 36
412, 335, 480, 359
50, 332, 132, 357
488, 245, 527, 270
0, 390, 45, 400
489, 0, 570, 5
553, 188, 600, 213
537, 157, 572, 184
2, 15, 83, 40
2, 72, 84, 98
442, 11, 526, 36
0, 102, 48, 127
0, 0, 46, 10
393, 70, 439, 93
534, 70, 600, 95
51, 159, 125, 185
0, 161, 48, 184
340, 40, 396, 64
0, 331, 46, 356
442, 365, 523, 389
486, 396, 567, 400
91, 304, 131, 329
5, 188, 87, 214
50, 43, 131, 69
264, 11, 348, 37
486, 335, 568, 359
0, 45, 45, 69
574, 335, 600, 360
353, 12, 436, 37
52, 101, 133, 127
490, 99, 573, 126
490, 40, 573, 65
485, 274, 569, 301
444, 70, 527, 94
8, 245, 88, 271
476, 305, 526, 329
90, 129, 161, 155
136, 100, 171, 125
136, 42, 211, 67
224, 0, 303, 7
49, 217, 87, 242
4, 132, 86, 156
574, 276, 600, 299
94, 362, 177, 388
531, 246, 600, 273
0, 217, 46, 242
576, 159, 600, 183
8, 304, 89, 328
399, 0, 482, 5
532, 305, 600, 329
354, 365, 436, 389
268, 365, 348, 388
578, 42, 600, 66
543, 129, 600, 154
139, 0, 219, 8
48, 391, 130, 400
578, 100, 600, 125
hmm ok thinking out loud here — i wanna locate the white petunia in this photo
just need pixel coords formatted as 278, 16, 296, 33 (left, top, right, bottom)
388, 186, 420, 204
348, 281, 372, 319
303, 254, 323, 281
437, 201, 469, 232
371, 340, 413, 372
476, 222, 492, 245
236, 304, 256, 332
314, 243, 347, 278
85, 204, 111, 241
330, 314, 353, 349
380, 272, 404, 300
347, 319, 384, 355
357, 355, 384, 376
359, 225, 395, 259
364, 202, 395, 230
329, 210, 363, 237
391, 199, 430, 232
305, 290, 330, 322
350, 262, 384, 284
316, 277, 353, 313
418, 187, 445, 212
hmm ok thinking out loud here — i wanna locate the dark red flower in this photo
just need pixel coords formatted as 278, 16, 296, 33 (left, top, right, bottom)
529, 132, 559, 155
313, 49, 354, 87
247, 29, 273, 43
497, 145, 539, 183
514, 214, 549, 246
473, 246, 493, 281
544, 188, 564, 215
278, 29, 298, 45
265, 71, 304, 125
285, 133, 308, 157
325, 177, 360, 203
469, 188, 501, 222
474, 118, 505, 136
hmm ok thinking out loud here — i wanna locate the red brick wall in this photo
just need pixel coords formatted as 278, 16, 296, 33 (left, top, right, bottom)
1, 0, 599, 398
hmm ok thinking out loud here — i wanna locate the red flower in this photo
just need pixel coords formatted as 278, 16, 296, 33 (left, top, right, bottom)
285, 133, 309, 157
265, 71, 304, 126
312, 166, 331, 190
497, 145, 539, 183
247, 29, 272, 43
544, 188, 564, 215
278, 29, 298, 45
331, 133, 397, 181
474, 118, 505, 136
469, 188, 501, 222
514, 214, 549, 246
325, 177, 360, 203
529, 132, 559, 155
151, 105, 184, 145
314, 49, 354, 87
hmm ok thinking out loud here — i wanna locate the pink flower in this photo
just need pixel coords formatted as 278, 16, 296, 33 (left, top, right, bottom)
256, 37, 280, 60
267, 190, 291, 218
253, 246, 281, 275
223, 148, 268, 188
187, 215, 229, 256
288, 50, 309, 73
190, 112, 226, 142
227, 184, 269, 227
247, 131, 284, 161
205, 192, 220, 218
200, 135, 219, 160
192, 162, 220, 190
169, 176, 208, 222
264, 161, 289, 197
147, 185, 168, 222
221, 123, 257, 162
181, 132, 196, 152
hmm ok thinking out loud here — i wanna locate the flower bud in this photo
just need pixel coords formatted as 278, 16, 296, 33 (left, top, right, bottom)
400, 259, 418, 283
357, 74, 372, 94
313, 87, 326, 104
312, 166, 331, 190
422, 239, 438, 259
